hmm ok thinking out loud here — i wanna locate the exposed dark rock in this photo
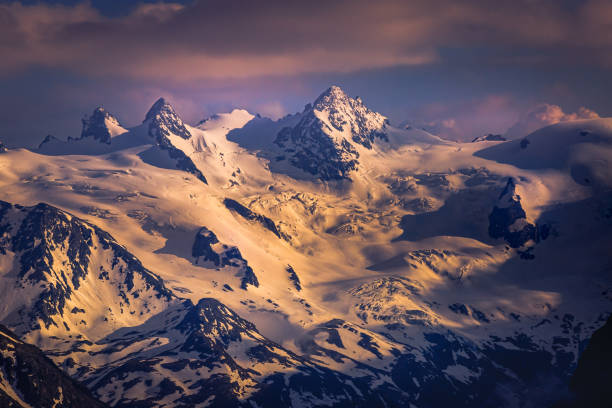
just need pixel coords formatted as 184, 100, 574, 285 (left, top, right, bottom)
145, 98, 192, 140
192, 226, 259, 290
273, 86, 388, 180
565, 314, 612, 407
488, 178, 537, 248
0, 324, 107, 408
0, 200, 172, 330
286, 265, 301, 291
144, 98, 207, 184
79, 107, 121, 145
472, 134, 507, 142
192, 227, 221, 265
223, 198, 285, 240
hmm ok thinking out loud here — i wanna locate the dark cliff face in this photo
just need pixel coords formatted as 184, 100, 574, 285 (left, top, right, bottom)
564, 315, 612, 407
143, 98, 208, 184
273, 86, 388, 181
79, 107, 121, 145
0, 324, 108, 408
145, 98, 192, 141
488, 178, 538, 248
192, 226, 259, 290
223, 198, 288, 241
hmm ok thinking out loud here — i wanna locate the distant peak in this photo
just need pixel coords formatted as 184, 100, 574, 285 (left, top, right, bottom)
0, 140, 7, 153
196, 109, 254, 131
327, 85, 345, 95
313, 85, 350, 110
145, 97, 173, 122
144, 97, 191, 140
81, 106, 121, 145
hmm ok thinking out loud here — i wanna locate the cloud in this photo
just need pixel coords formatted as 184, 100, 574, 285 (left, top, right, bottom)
1, 0, 612, 81
505, 104, 600, 139
401, 95, 521, 141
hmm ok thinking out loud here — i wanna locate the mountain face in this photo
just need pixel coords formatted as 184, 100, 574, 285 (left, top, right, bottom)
78, 107, 123, 145
0, 324, 107, 408
144, 98, 193, 141
274, 86, 389, 180
38, 108, 127, 152
0, 200, 173, 337
488, 178, 539, 248
1, 88, 611, 407
192, 226, 259, 290
563, 315, 612, 407
142, 98, 208, 184
223, 198, 287, 240
0, 140, 6, 153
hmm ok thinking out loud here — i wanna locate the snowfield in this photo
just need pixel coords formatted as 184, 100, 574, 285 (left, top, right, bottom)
0, 86, 610, 407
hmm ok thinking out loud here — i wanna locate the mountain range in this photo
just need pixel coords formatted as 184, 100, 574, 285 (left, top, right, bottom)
0, 86, 610, 407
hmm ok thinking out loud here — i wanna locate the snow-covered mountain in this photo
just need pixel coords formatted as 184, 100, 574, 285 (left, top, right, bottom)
272, 86, 388, 180
79, 107, 127, 145
230, 86, 445, 182
0, 86, 610, 407
0, 200, 174, 338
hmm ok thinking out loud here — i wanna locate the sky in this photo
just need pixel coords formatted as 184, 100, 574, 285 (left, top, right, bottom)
1, 0, 611, 147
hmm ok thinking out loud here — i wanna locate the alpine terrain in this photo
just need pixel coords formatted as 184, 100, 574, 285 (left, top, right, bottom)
0, 86, 610, 407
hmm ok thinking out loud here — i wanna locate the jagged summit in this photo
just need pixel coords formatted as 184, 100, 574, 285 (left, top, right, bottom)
141, 98, 207, 183
273, 85, 389, 180
0, 140, 7, 153
144, 97, 191, 140
0, 200, 174, 335
311, 85, 388, 148
313, 85, 348, 108
80, 106, 123, 145
144, 97, 168, 121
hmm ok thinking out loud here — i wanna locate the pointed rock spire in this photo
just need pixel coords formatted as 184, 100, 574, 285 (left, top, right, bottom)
488, 177, 537, 248
143, 98, 206, 184
80, 107, 121, 145
273, 85, 388, 180
144, 97, 191, 140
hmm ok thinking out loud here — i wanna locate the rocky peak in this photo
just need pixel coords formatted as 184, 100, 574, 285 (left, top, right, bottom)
0, 200, 173, 332
142, 98, 207, 183
311, 85, 388, 149
0, 140, 7, 153
144, 97, 191, 140
273, 86, 388, 180
488, 178, 538, 248
177, 298, 257, 344
80, 107, 121, 145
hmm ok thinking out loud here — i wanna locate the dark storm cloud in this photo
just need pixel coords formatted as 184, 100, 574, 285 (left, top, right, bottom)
1, 0, 611, 80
